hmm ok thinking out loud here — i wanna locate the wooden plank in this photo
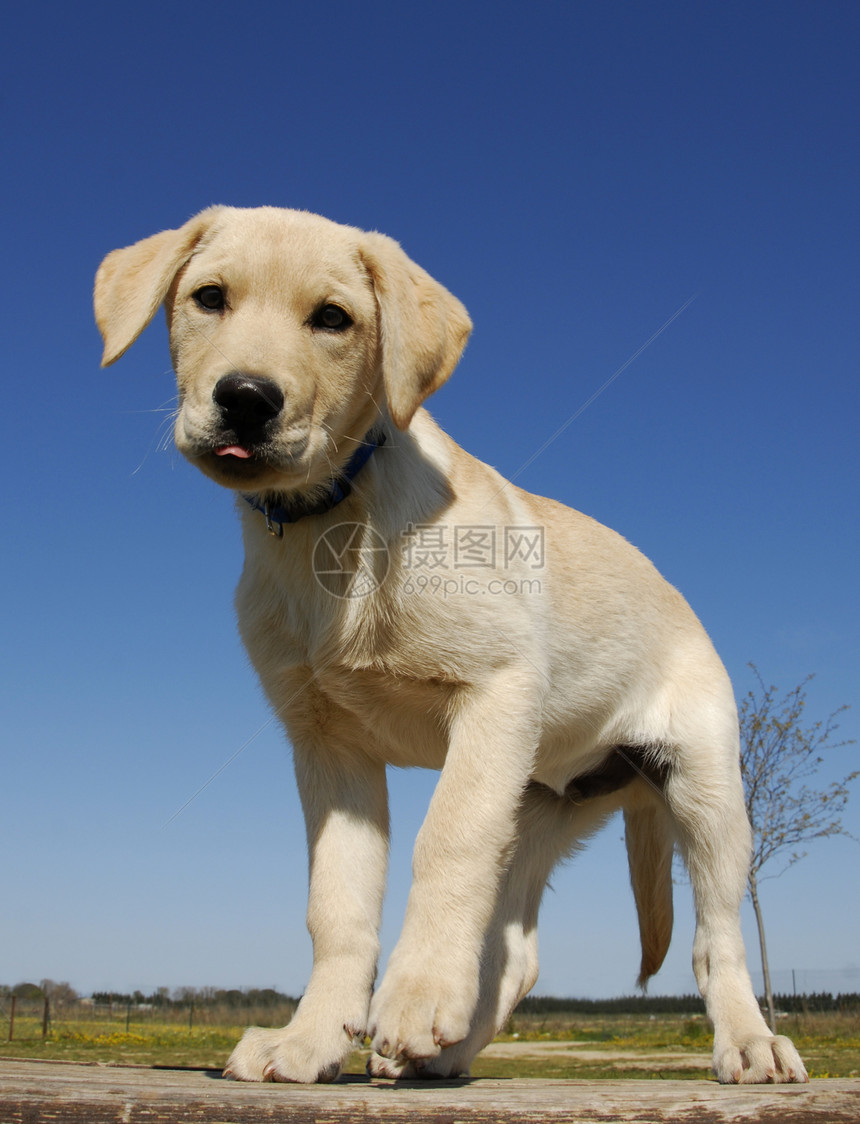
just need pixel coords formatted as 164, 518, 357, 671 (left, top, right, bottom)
0, 1059, 858, 1123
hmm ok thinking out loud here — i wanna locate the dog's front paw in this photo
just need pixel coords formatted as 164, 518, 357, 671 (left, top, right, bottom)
223, 1025, 349, 1083
369, 966, 476, 1064
713, 1033, 809, 1084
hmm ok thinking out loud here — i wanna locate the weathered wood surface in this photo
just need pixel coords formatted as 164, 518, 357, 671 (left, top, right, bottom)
0, 1059, 858, 1123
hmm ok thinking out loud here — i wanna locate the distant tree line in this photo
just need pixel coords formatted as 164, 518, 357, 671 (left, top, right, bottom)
515, 994, 707, 1015
0, 983, 294, 1010
0, 980, 79, 1006
2, 983, 857, 1015
86, 986, 294, 1009
514, 992, 860, 1015
768, 992, 860, 1014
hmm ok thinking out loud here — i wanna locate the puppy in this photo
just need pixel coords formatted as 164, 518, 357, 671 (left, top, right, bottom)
95, 206, 807, 1084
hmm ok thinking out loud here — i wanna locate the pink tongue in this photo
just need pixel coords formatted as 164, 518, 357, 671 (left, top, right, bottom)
215, 445, 252, 459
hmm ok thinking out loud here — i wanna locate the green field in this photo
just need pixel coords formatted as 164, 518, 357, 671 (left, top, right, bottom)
3, 1011, 858, 1080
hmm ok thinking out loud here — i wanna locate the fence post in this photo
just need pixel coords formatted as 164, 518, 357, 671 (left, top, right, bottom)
42, 996, 50, 1039
8, 995, 15, 1042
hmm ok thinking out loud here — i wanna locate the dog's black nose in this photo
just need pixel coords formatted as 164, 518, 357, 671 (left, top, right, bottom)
213, 374, 284, 436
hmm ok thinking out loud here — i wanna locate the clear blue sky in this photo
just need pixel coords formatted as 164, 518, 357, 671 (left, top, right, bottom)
3, 1, 858, 1001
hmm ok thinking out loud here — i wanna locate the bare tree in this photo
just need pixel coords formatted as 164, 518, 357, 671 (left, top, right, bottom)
739, 665, 858, 1030
38, 979, 79, 1014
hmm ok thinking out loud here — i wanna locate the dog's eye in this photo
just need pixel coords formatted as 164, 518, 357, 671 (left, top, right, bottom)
313, 304, 352, 331
194, 285, 225, 311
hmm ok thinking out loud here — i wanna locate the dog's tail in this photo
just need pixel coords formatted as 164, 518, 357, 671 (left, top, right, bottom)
623, 801, 675, 987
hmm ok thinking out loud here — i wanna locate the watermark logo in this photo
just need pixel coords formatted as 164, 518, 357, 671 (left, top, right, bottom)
312, 521, 546, 600
403, 523, 545, 572
505, 526, 545, 569
312, 522, 390, 599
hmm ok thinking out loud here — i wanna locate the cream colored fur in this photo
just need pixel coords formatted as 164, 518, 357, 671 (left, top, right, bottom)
94, 206, 807, 1085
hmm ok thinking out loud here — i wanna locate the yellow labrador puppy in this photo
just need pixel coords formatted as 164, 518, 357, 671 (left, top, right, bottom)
95, 206, 807, 1085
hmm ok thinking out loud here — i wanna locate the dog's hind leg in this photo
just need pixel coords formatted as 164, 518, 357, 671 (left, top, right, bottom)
664, 728, 808, 1084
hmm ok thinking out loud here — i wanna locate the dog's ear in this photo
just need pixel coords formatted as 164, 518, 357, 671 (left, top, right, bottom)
360, 233, 472, 430
94, 207, 225, 367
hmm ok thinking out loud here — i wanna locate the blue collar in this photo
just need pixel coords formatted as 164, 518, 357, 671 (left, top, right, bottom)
242, 431, 386, 537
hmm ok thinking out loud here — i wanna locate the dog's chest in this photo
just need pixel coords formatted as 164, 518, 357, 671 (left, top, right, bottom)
234, 544, 466, 767
311, 663, 454, 768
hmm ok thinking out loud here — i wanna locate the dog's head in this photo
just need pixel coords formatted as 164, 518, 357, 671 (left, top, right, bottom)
94, 206, 471, 495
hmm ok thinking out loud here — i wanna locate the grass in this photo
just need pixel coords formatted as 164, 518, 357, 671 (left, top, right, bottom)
3, 1011, 858, 1079
1, 1018, 240, 1068
477, 1011, 860, 1080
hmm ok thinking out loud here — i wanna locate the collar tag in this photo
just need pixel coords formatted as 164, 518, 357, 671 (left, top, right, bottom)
263, 502, 285, 538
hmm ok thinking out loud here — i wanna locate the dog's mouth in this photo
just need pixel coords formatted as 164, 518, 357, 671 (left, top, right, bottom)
208, 442, 285, 483
204, 441, 269, 479
214, 444, 254, 460
183, 431, 323, 494
201, 441, 292, 486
